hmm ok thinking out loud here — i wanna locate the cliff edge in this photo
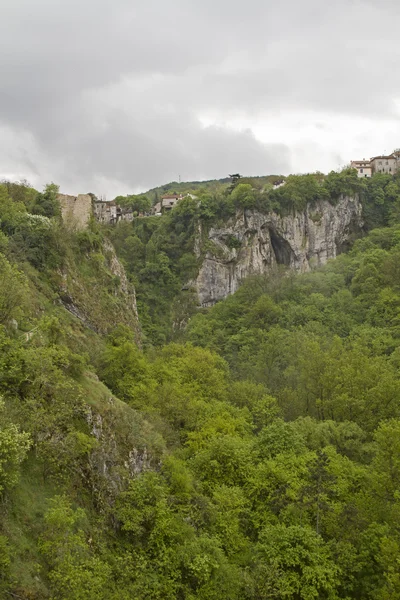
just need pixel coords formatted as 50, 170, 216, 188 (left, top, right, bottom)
195, 194, 363, 306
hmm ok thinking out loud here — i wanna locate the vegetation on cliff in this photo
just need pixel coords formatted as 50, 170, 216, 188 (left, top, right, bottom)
2, 173, 400, 598
109, 168, 400, 344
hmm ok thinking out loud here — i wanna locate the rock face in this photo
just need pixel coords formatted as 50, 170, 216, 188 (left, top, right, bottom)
195, 195, 363, 307
58, 240, 141, 342
103, 239, 140, 325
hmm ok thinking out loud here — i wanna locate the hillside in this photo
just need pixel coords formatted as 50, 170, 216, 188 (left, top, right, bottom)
109, 168, 400, 344
145, 174, 285, 203
2, 172, 400, 598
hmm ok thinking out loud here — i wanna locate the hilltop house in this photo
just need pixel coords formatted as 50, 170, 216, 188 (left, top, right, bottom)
370, 155, 397, 175
350, 159, 372, 178
93, 200, 134, 225
161, 194, 183, 211
152, 193, 197, 214
273, 179, 286, 189
351, 153, 399, 178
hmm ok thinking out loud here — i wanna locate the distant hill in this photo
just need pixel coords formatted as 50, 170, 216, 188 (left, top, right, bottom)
145, 174, 286, 203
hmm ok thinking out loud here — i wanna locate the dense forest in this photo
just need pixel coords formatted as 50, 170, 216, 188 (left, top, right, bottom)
2, 170, 400, 598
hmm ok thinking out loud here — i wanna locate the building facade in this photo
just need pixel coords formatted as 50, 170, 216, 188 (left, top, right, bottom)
370, 155, 398, 175
350, 160, 372, 178
92, 200, 134, 225
160, 195, 182, 211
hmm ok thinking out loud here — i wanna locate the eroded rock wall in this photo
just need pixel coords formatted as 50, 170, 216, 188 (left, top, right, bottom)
195, 195, 363, 306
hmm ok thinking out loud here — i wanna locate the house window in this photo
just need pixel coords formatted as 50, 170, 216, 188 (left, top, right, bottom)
360, 168, 363, 173
389, 168, 392, 172
386, 161, 389, 165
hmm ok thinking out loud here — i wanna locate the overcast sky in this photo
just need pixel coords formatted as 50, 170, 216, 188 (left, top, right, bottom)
1, 0, 400, 198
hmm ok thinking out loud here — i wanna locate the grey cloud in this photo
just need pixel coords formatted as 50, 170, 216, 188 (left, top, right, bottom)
45, 109, 291, 194
1, 0, 400, 195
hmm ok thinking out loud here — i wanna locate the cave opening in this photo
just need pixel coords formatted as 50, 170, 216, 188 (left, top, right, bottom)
269, 228, 294, 266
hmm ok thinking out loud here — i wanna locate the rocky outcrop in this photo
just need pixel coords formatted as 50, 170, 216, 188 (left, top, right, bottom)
195, 195, 363, 307
86, 402, 153, 503
58, 240, 141, 342
103, 239, 139, 324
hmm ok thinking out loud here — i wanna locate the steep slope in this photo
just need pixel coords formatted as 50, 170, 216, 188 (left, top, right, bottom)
58, 237, 140, 339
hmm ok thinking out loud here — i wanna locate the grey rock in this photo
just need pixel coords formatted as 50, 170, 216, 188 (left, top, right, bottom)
195, 195, 363, 307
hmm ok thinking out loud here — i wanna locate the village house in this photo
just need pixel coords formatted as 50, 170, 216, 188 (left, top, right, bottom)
151, 192, 199, 215
351, 153, 399, 178
93, 200, 118, 224
273, 179, 286, 189
370, 155, 398, 175
93, 200, 134, 225
161, 194, 183, 211
153, 201, 162, 215
350, 159, 372, 178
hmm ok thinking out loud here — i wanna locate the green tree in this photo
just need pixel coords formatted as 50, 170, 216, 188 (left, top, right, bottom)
39, 496, 112, 600
231, 183, 257, 210
0, 254, 28, 325
0, 399, 31, 493
252, 524, 339, 599
31, 183, 61, 218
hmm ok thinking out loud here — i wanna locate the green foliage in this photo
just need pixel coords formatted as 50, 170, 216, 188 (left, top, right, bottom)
0, 399, 31, 493
100, 339, 153, 407
252, 524, 339, 599
269, 173, 329, 213
108, 169, 400, 345
108, 199, 200, 344
0, 178, 38, 207
39, 496, 112, 600
4, 178, 400, 598
0, 253, 28, 325
31, 183, 61, 218
230, 183, 257, 209
114, 193, 152, 214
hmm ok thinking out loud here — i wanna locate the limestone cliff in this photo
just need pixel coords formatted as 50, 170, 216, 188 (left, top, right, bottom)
195, 195, 363, 307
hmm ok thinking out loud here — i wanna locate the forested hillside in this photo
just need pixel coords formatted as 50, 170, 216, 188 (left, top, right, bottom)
2, 171, 400, 598
145, 174, 284, 203
110, 168, 400, 344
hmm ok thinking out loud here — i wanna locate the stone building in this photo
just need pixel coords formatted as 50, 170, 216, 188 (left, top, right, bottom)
350, 159, 372, 178
351, 154, 399, 177
91, 200, 134, 225
58, 194, 135, 227
370, 155, 398, 175
93, 200, 118, 224
160, 194, 182, 211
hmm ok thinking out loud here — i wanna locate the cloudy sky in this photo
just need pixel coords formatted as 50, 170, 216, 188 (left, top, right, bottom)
1, 0, 400, 198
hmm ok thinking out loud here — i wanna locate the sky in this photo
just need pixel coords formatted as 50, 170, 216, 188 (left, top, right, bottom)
1, 0, 400, 198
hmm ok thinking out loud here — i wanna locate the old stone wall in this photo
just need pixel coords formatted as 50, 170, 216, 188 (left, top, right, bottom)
58, 193, 93, 229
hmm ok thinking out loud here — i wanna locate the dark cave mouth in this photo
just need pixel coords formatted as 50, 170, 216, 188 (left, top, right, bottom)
269, 228, 295, 266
